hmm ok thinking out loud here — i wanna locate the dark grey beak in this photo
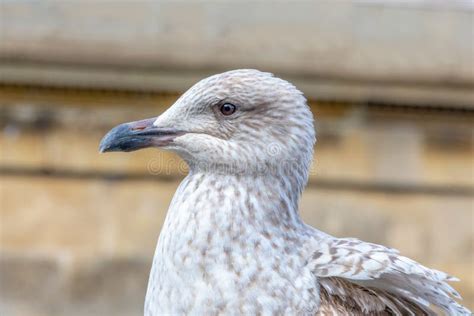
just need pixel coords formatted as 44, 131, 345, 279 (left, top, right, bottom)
99, 117, 184, 153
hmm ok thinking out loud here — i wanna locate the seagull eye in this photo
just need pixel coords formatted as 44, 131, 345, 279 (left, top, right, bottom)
220, 103, 236, 116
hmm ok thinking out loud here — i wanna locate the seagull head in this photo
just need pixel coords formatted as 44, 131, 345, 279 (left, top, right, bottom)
100, 69, 315, 180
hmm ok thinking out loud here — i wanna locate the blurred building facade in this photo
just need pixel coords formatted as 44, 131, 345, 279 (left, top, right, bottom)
1, 1, 473, 315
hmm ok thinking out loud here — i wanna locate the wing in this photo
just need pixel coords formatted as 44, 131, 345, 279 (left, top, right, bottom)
317, 277, 426, 315
306, 237, 471, 315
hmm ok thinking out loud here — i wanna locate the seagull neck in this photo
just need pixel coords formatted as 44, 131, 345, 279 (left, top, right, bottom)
153, 169, 311, 294
168, 170, 305, 233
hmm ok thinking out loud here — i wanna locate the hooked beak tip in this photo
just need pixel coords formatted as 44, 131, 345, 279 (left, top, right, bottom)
98, 121, 131, 153
98, 143, 108, 153
99, 117, 183, 154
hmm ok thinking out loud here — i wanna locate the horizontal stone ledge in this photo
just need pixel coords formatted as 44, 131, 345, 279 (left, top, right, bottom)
2, 85, 473, 127
1, 62, 473, 107
1, 166, 472, 197
2, 0, 473, 83
1, 117, 472, 188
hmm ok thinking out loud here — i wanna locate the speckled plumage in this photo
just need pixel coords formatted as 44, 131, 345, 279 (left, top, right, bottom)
104, 70, 470, 315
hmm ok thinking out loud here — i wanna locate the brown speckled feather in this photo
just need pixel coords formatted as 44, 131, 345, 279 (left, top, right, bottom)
317, 277, 428, 316
308, 237, 469, 315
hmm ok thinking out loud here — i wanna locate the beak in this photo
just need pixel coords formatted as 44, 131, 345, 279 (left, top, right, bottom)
99, 117, 184, 153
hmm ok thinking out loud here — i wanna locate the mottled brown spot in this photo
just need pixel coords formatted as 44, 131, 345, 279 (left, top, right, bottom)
254, 240, 261, 249
313, 251, 323, 260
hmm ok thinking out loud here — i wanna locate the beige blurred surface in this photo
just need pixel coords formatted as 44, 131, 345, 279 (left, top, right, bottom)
1, 87, 473, 315
3, 0, 473, 82
1, 1, 473, 315
1, 177, 473, 315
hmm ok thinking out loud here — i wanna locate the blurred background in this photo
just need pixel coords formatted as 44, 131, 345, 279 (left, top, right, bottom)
0, 1, 473, 315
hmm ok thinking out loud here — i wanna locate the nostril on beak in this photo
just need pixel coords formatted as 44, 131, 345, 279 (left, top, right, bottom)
131, 125, 147, 131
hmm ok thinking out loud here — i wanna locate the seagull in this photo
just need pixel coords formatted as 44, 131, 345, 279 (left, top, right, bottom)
99, 69, 470, 315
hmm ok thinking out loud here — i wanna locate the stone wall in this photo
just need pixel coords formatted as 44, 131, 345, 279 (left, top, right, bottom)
1, 0, 473, 106
1, 86, 472, 315
1, 2, 473, 314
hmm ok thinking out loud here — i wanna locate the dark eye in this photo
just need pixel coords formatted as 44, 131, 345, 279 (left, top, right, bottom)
220, 103, 236, 116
